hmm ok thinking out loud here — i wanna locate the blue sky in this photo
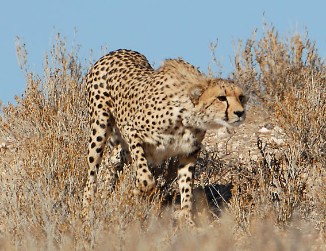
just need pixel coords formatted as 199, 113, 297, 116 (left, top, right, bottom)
1, 0, 325, 105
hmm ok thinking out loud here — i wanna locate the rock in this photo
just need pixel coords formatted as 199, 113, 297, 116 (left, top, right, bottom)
271, 137, 284, 145
259, 127, 271, 133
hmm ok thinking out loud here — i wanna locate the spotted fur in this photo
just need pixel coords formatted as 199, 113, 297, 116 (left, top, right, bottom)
83, 49, 246, 224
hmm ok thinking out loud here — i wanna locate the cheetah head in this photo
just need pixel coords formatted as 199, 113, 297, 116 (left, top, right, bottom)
189, 79, 246, 130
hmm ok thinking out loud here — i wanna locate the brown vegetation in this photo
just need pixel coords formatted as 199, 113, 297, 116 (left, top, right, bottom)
0, 27, 325, 250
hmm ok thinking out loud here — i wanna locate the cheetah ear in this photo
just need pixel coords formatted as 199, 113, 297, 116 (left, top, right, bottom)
189, 85, 204, 105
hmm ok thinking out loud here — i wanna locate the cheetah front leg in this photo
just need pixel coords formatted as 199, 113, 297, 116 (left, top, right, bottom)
176, 152, 198, 227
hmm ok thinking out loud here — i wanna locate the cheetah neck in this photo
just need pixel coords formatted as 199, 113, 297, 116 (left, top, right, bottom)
182, 110, 229, 131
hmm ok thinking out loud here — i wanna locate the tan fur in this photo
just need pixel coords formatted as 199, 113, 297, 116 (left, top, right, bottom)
83, 49, 246, 225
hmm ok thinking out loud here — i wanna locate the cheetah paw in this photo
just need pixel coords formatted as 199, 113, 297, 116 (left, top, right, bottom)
173, 210, 196, 228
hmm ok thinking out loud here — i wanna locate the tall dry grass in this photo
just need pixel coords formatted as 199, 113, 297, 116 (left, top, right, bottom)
0, 27, 325, 250
234, 25, 325, 163
233, 25, 325, 228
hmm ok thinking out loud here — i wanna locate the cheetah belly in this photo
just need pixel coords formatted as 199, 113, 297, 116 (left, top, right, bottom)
142, 128, 200, 166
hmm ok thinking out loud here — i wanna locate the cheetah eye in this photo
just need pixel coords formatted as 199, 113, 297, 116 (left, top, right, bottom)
217, 96, 227, 102
239, 95, 246, 103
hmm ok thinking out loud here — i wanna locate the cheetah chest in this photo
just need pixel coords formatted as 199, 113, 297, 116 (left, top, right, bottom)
142, 127, 202, 166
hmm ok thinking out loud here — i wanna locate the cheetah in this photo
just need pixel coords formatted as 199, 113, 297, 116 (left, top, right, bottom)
83, 49, 246, 224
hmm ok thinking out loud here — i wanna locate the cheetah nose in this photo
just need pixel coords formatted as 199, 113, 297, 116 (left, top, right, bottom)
234, 110, 244, 118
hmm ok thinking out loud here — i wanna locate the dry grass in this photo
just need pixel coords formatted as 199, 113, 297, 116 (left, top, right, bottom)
0, 27, 325, 250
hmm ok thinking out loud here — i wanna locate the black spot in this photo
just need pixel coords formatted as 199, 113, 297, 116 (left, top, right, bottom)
188, 165, 195, 173
91, 142, 96, 148
96, 147, 102, 153
90, 170, 95, 176
143, 180, 148, 187
89, 157, 94, 163
97, 136, 103, 142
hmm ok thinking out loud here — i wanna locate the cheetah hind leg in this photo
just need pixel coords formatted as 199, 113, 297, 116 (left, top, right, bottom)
97, 145, 123, 194
82, 113, 120, 219
106, 145, 132, 188
122, 129, 156, 195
